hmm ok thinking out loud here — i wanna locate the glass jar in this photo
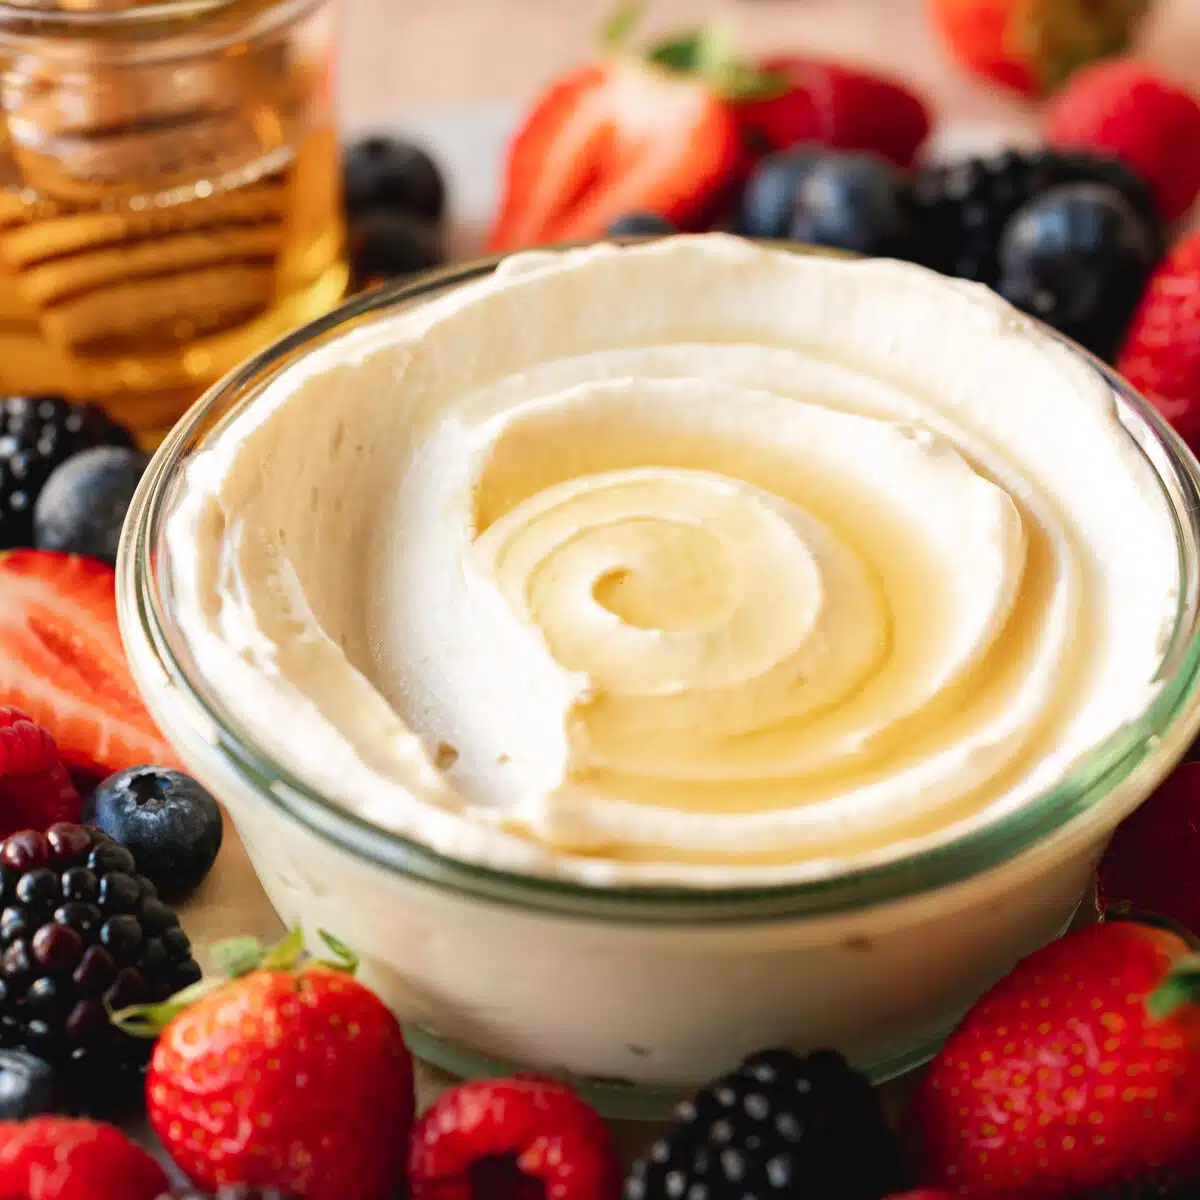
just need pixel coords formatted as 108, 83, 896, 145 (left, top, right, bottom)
0, 0, 347, 441
119, 251, 1200, 1120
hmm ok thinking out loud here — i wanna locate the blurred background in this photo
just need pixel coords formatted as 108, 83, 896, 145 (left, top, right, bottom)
341, 0, 1200, 126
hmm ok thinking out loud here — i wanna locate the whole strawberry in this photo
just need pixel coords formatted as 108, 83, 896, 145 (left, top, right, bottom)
129, 929, 412, 1200
1118, 232, 1200, 449
928, 0, 1151, 96
1045, 58, 1200, 222
0, 706, 80, 836
1097, 764, 1200, 934
916, 919, 1200, 1197
0, 1117, 168, 1200
735, 57, 931, 167
410, 1074, 619, 1200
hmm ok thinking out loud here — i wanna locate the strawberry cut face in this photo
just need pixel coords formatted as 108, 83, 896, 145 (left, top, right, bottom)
0, 551, 179, 784
486, 60, 742, 253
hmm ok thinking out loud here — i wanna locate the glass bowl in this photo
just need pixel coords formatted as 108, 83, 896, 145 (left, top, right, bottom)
117, 246, 1200, 1119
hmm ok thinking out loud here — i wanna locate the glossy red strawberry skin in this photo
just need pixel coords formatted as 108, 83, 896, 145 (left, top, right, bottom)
736, 57, 931, 167
917, 921, 1200, 1197
927, 0, 1040, 94
1045, 59, 1200, 222
148, 965, 413, 1200
1097, 764, 1200, 933
409, 1075, 620, 1200
485, 59, 741, 252
0, 1117, 168, 1200
1118, 232, 1200, 449
0, 706, 81, 836
0, 550, 179, 784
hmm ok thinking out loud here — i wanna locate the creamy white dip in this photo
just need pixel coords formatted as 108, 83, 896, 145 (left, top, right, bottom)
165, 235, 1178, 886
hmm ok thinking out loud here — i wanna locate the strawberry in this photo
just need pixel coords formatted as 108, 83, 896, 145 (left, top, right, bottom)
927, 0, 1152, 97
1118, 232, 1200, 449
485, 57, 741, 253
735, 57, 931, 167
1097, 764, 1200, 935
1045, 58, 1200, 222
0, 1117, 168, 1200
409, 1074, 619, 1200
916, 919, 1200, 1197
0, 706, 80, 836
130, 929, 412, 1200
0, 550, 179, 785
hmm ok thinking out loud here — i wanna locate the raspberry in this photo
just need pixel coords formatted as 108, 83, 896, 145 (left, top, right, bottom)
409, 1075, 620, 1200
0, 708, 81, 838
0, 1116, 168, 1200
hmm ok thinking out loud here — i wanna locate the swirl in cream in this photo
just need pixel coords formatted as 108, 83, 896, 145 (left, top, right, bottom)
167, 235, 1178, 885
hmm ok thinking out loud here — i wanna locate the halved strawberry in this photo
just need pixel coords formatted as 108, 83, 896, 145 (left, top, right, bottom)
485, 57, 742, 252
0, 551, 179, 783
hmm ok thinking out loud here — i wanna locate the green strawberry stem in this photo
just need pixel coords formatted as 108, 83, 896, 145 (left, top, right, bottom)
599, 0, 787, 101
110, 925, 359, 1038
1147, 953, 1200, 1020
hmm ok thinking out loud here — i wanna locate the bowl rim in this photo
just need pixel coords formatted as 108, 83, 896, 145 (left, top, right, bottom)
118, 241, 1200, 925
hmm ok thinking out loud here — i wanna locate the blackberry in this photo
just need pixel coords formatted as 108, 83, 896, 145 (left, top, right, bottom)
0, 395, 133, 550
0, 823, 202, 1112
624, 1048, 907, 1200
910, 149, 1163, 287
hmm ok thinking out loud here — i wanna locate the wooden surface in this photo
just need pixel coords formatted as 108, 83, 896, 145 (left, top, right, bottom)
340, 0, 1200, 128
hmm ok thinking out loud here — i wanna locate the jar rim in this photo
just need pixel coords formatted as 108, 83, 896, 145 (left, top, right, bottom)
117, 242, 1200, 926
0, 0, 314, 40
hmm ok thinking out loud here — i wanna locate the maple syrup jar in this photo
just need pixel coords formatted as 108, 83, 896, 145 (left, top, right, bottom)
0, 0, 347, 441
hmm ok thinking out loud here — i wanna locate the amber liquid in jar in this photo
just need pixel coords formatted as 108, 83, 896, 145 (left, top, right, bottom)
0, 0, 347, 440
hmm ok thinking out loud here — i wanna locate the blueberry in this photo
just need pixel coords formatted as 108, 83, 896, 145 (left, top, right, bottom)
344, 135, 446, 224
90, 768, 222, 900
997, 183, 1162, 362
787, 152, 917, 258
739, 148, 823, 239
0, 1049, 56, 1118
32, 446, 147, 565
348, 210, 442, 291
605, 212, 677, 238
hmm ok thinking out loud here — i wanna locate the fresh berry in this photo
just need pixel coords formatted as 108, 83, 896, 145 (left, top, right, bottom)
0, 1116, 167, 1199
90, 767, 221, 900
606, 212, 677, 238
0, 551, 180, 785
625, 1048, 906, 1200
883, 1194, 955, 1200
997, 182, 1160, 360
1044, 58, 1200, 222
1097, 765, 1200, 934
348, 210, 441, 290
343, 135, 446, 224
927, 0, 1151, 96
160, 1192, 299, 1200
0, 822, 201, 1110
911, 148, 1161, 287
0, 1048, 57, 1118
0, 708, 81, 838
738, 148, 822, 239
736, 57, 931, 167
485, 29, 744, 252
1118, 231, 1200, 448
786, 152, 917, 258
0, 397, 133, 551
32, 447, 148, 567
141, 930, 412, 1200
410, 1074, 619, 1200
917, 919, 1200, 1198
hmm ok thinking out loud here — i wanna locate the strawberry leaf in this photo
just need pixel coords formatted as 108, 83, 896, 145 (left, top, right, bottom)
210, 935, 265, 979
1147, 951, 1200, 1020
111, 978, 225, 1038
259, 925, 307, 972
316, 929, 359, 974
601, 1, 645, 51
